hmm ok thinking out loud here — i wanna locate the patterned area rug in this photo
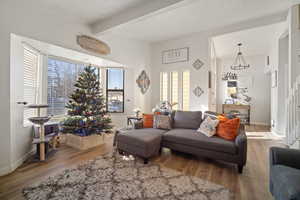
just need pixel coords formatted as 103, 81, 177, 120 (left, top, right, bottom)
23, 151, 233, 200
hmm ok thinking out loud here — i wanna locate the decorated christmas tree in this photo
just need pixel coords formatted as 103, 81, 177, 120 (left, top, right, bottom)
61, 65, 112, 136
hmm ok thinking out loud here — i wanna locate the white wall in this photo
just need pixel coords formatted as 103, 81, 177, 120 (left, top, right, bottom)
0, 0, 92, 176
9, 34, 36, 174
216, 55, 271, 125
288, 5, 300, 148
276, 35, 289, 134
0, 0, 151, 175
150, 33, 210, 112
289, 5, 300, 88
268, 22, 288, 135
98, 34, 152, 115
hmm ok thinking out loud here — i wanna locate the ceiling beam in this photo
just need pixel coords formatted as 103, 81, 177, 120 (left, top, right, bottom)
90, 0, 186, 35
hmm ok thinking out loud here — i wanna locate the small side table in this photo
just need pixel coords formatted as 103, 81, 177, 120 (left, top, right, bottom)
127, 116, 142, 126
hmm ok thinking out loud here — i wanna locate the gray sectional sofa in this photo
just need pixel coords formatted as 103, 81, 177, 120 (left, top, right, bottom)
116, 110, 247, 173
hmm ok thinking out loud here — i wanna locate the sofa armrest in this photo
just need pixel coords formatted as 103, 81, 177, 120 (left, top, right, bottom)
270, 147, 300, 169
235, 125, 247, 165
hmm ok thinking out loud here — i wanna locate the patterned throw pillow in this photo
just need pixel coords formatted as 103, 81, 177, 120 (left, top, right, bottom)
197, 116, 219, 137
153, 115, 172, 130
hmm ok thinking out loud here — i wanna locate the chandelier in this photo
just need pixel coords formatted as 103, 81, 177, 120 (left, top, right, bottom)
230, 43, 250, 70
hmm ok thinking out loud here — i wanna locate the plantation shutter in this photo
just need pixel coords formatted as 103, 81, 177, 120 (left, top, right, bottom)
182, 71, 190, 111
160, 72, 168, 101
171, 71, 179, 110
23, 47, 39, 125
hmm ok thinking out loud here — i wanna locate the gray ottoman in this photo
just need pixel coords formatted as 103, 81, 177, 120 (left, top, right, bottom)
116, 128, 165, 163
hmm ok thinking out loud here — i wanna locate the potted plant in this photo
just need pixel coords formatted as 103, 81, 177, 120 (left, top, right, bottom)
60, 66, 112, 150
133, 108, 141, 118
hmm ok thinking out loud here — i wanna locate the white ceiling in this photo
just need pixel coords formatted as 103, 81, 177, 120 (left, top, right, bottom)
213, 22, 286, 58
103, 0, 298, 42
19, 35, 123, 67
31, 0, 299, 43
41, 0, 148, 24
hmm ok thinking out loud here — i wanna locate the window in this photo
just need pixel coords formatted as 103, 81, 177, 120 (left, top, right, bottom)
182, 71, 190, 111
160, 72, 168, 101
47, 58, 88, 116
106, 68, 124, 113
159, 71, 190, 111
171, 71, 179, 110
23, 47, 40, 125
47, 57, 123, 116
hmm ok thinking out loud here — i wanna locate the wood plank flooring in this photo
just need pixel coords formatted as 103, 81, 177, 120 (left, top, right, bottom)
245, 124, 270, 132
0, 131, 285, 200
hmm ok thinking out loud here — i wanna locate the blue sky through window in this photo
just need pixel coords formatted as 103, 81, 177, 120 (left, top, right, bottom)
108, 69, 123, 90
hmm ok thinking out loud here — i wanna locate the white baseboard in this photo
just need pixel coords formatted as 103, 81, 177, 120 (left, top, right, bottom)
271, 128, 285, 136
250, 122, 270, 126
0, 148, 35, 176
0, 165, 12, 177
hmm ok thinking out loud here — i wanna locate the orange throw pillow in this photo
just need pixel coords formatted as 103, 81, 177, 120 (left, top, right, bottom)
143, 114, 154, 128
216, 116, 240, 140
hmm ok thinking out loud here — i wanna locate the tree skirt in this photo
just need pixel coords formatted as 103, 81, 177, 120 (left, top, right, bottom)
23, 151, 233, 200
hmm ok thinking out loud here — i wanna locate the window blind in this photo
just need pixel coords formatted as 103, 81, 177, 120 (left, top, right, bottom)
160, 72, 168, 101
47, 58, 103, 117
47, 58, 85, 116
23, 47, 39, 125
182, 71, 190, 111
171, 71, 179, 110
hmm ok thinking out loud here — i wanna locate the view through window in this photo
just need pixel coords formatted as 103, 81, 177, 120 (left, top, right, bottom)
106, 68, 124, 113
47, 58, 104, 116
47, 58, 85, 116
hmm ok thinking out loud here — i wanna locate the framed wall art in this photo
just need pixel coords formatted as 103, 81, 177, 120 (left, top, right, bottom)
162, 47, 189, 64
192, 59, 204, 70
136, 70, 150, 94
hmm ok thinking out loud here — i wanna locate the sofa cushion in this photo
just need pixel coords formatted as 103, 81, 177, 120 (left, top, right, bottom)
271, 165, 300, 200
117, 128, 166, 147
117, 128, 165, 158
173, 111, 202, 129
163, 129, 237, 154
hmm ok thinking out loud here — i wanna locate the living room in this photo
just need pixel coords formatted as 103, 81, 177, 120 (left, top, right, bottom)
1, 0, 300, 200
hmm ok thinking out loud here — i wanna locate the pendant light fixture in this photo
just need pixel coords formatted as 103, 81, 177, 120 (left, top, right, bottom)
230, 43, 250, 70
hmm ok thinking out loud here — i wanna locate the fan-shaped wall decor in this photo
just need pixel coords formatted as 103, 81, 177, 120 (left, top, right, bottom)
193, 59, 204, 70
193, 86, 204, 97
136, 70, 150, 94
77, 35, 111, 55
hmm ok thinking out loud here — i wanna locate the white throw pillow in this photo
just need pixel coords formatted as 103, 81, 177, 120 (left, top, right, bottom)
197, 116, 219, 137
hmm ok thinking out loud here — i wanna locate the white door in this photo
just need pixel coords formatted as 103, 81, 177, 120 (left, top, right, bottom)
208, 63, 217, 112
10, 34, 41, 169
